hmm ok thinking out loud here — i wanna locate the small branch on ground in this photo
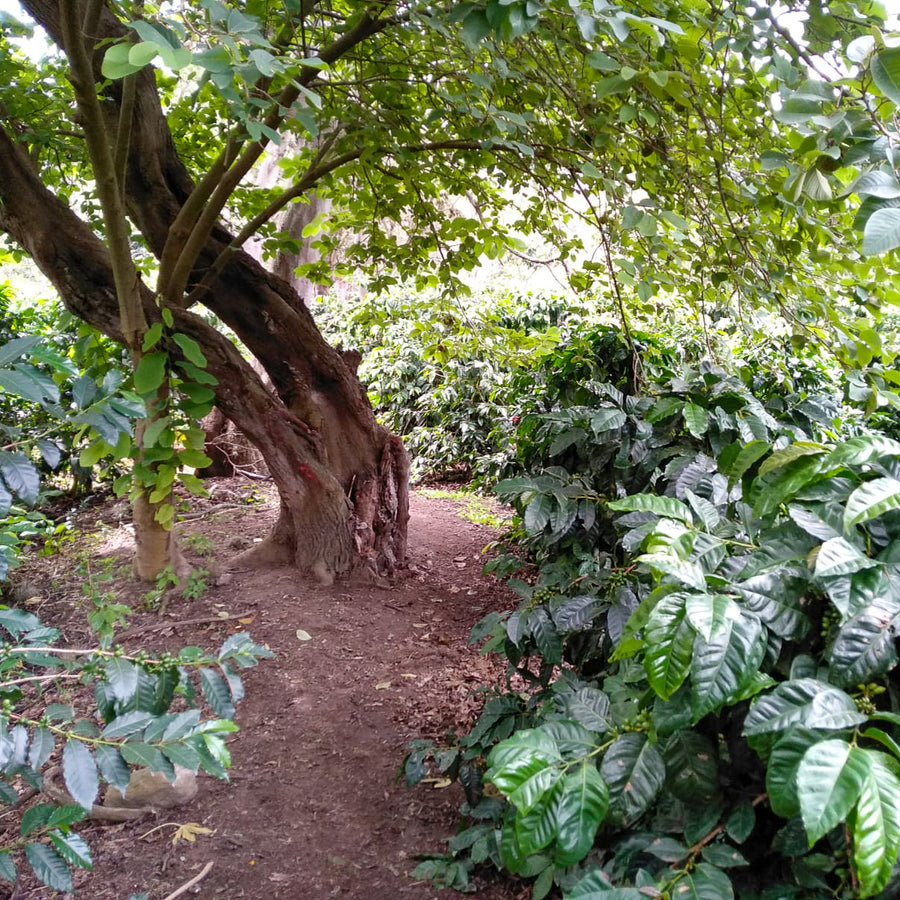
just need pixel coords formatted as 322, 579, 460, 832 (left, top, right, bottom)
161, 860, 214, 900
116, 611, 257, 643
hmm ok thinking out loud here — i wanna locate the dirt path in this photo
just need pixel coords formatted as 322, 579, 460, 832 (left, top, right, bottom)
6, 489, 519, 899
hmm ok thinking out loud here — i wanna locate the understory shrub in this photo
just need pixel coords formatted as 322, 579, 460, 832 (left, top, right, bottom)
0, 609, 271, 892
315, 289, 587, 483
408, 355, 900, 899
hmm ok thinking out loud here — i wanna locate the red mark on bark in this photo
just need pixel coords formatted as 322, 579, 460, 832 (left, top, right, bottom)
298, 463, 316, 481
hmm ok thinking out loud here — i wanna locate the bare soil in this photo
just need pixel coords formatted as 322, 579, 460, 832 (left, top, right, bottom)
2, 482, 523, 900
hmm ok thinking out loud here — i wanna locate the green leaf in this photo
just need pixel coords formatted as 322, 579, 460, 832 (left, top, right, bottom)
161, 742, 201, 772
0, 851, 14, 883
528, 607, 562, 665
683, 401, 708, 437
848, 171, 900, 200
744, 679, 865, 738
759, 442, 826, 476
171, 333, 208, 368
685, 593, 740, 642
645, 836, 689, 862
142, 322, 164, 351
638, 554, 707, 591
753, 457, 825, 517
461, 8, 491, 45
509, 764, 561, 816
128, 40, 160, 67
798, 740, 870, 845
36, 439, 61, 470
725, 802, 756, 843
95, 745, 132, 793
554, 595, 603, 632
871, 48, 900, 106
200, 668, 236, 719
105, 657, 138, 703
120, 741, 168, 772
553, 762, 609, 866
47, 805, 87, 828
0, 335, 39, 367
647, 396, 683, 422
663, 731, 719, 803
677, 863, 734, 900
162, 709, 202, 742
608, 494, 693, 524
566, 872, 641, 898
533, 864, 554, 900
141, 415, 170, 449
852, 751, 900, 897
487, 729, 561, 795
21, 804, 54, 837
824, 435, 900, 468
844, 477, 900, 530
525, 493, 554, 533
644, 592, 693, 700
720, 441, 770, 484
814, 536, 878, 578
0, 450, 40, 505
49, 830, 92, 870
600, 733, 665, 825
71, 374, 98, 409
735, 573, 810, 639
28, 727, 54, 771
62, 739, 98, 811
25, 842, 72, 892
133, 352, 167, 395
590, 408, 627, 434
767, 728, 825, 819
565, 687, 611, 732
691, 611, 765, 720
0, 368, 53, 403
102, 42, 143, 78
102, 711, 154, 739
515, 777, 563, 855
829, 595, 900, 686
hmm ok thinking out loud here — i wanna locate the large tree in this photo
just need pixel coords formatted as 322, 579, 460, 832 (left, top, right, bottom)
0, 0, 892, 581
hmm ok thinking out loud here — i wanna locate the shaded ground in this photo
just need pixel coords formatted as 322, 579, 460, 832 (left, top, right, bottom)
3, 484, 522, 899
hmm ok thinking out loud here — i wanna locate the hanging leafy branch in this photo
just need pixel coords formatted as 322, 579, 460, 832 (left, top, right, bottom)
0, 604, 272, 892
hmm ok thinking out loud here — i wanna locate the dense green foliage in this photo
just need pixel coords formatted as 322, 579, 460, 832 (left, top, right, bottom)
317, 289, 577, 482
404, 336, 900, 898
0, 281, 146, 578
0, 609, 271, 891
8, 0, 900, 894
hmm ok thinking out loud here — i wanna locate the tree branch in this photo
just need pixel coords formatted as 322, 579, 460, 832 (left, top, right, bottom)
158, 6, 401, 308
59, 0, 147, 348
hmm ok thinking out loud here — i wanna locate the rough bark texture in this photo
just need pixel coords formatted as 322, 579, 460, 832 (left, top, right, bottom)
132, 493, 188, 581
1, 1, 409, 581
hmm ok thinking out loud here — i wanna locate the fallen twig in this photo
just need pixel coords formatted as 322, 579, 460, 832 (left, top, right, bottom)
177, 502, 251, 521
161, 860, 214, 900
116, 611, 256, 643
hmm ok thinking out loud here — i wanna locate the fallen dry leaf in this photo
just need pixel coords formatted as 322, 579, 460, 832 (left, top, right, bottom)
171, 823, 214, 846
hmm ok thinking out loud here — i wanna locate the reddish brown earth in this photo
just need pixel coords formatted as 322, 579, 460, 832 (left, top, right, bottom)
2, 484, 523, 900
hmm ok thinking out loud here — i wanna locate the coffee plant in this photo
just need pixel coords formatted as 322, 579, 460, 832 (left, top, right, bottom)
0, 329, 145, 580
315, 288, 580, 483
408, 357, 900, 898
0, 605, 271, 892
